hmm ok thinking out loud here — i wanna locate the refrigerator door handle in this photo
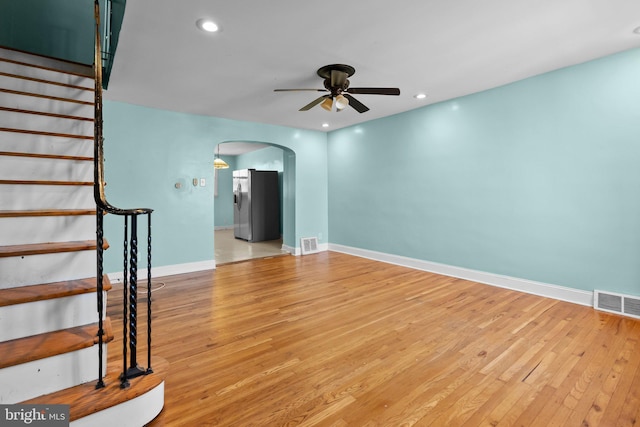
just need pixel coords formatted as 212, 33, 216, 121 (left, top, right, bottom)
234, 183, 242, 209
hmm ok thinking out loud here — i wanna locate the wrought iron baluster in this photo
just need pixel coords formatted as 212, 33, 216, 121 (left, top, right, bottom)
95, 207, 105, 389
121, 215, 130, 389
147, 213, 153, 373
126, 215, 145, 379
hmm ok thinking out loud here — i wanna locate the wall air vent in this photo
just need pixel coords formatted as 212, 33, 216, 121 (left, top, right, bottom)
594, 290, 640, 319
300, 237, 319, 255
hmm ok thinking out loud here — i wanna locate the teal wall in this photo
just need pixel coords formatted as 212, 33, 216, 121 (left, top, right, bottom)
328, 48, 640, 296
102, 101, 327, 273
213, 155, 236, 228
0, 0, 94, 64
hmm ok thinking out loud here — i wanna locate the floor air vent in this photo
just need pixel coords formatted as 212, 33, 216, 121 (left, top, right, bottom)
594, 290, 640, 319
300, 237, 319, 255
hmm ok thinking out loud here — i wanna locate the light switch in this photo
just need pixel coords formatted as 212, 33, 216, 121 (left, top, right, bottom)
200, 178, 206, 187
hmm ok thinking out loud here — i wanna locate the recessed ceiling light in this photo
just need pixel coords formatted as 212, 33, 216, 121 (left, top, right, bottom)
414, 93, 427, 99
196, 19, 219, 33
322, 123, 329, 128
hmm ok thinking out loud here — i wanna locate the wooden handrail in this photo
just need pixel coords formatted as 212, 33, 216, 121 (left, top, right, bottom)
93, 0, 151, 217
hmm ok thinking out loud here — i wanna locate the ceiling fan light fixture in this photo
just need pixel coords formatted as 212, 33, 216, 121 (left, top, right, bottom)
320, 97, 333, 111
335, 94, 349, 110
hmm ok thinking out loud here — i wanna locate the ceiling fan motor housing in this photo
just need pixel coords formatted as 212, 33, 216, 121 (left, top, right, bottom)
324, 77, 349, 94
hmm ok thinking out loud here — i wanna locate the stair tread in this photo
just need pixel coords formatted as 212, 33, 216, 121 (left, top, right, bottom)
0, 275, 112, 307
0, 71, 94, 92
0, 209, 96, 217
0, 88, 94, 105
0, 179, 93, 186
23, 356, 168, 422
0, 151, 93, 161
0, 319, 114, 369
0, 127, 93, 140
0, 239, 110, 258
0, 106, 93, 122
0, 49, 94, 79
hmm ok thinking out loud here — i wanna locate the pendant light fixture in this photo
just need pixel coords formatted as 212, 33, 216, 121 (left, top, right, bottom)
214, 144, 229, 169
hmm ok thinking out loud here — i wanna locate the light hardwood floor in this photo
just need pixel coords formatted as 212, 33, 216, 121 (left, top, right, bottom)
106, 252, 640, 426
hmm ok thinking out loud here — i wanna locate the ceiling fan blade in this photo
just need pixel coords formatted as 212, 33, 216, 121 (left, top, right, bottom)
299, 95, 330, 111
343, 94, 369, 113
331, 69, 348, 88
274, 89, 328, 92
346, 87, 400, 96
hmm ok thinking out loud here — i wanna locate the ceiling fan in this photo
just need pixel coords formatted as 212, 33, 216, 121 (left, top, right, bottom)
274, 64, 400, 113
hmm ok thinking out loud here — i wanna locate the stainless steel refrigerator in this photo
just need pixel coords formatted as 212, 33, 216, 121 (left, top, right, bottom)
233, 169, 280, 242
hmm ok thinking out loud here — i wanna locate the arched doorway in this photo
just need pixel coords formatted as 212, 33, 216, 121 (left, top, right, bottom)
213, 141, 296, 264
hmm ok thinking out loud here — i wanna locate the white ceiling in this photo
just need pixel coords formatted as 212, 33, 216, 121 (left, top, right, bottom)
104, 0, 640, 144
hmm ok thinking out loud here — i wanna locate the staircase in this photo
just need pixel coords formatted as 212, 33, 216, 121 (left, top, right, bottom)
0, 46, 166, 426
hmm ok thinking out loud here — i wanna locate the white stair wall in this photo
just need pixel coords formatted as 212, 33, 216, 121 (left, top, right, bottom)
0, 131, 94, 157
0, 91, 93, 117
0, 75, 94, 103
0, 156, 93, 182
0, 109, 93, 136
0, 292, 103, 342
0, 215, 96, 245
0, 184, 94, 210
0, 346, 106, 404
0, 47, 95, 78
0, 251, 97, 289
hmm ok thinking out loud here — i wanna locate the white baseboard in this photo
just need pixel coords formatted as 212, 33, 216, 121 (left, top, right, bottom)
329, 244, 593, 307
282, 244, 299, 256
108, 260, 216, 283
282, 243, 329, 257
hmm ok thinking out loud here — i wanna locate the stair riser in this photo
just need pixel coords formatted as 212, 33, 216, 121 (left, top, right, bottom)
0, 292, 105, 342
0, 156, 93, 182
0, 74, 94, 103
0, 60, 92, 90
0, 110, 93, 137
0, 131, 93, 157
0, 185, 94, 210
0, 215, 96, 245
0, 47, 93, 82
0, 91, 93, 118
0, 346, 105, 404
0, 251, 96, 289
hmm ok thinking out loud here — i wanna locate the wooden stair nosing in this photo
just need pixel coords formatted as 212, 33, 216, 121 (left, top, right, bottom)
0, 275, 112, 308
0, 318, 114, 370
0, 127, 93, 140
0, 239, 110, 258
0, 209, 97, 218
0, 54, 94, 79
0, 106, 94, 122
0, 151, 93, 162
0, 179, 93, 186
0, 88, 94, 106
0, 71, 94, 92
22, 356, 169, 422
